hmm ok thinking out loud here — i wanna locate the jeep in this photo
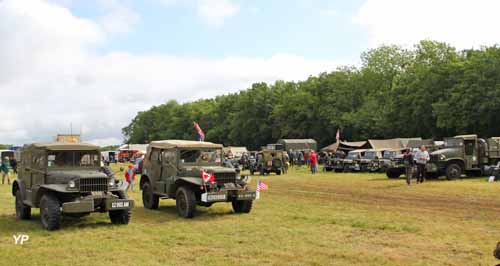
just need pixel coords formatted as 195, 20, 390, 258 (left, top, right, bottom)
250, 150, 284, 175
12, 142, 133, 230
140, 140, 256, 218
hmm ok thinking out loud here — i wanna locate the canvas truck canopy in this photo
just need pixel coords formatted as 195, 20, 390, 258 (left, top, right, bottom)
406, 139, 434, 149
321, 142, 339, 152
223, 146, 248, 157
368, 139, 405, 150
30, 142, 99, 151
277, 139, 317, 151
149, 140, 223, 150
454, 134, 478, 140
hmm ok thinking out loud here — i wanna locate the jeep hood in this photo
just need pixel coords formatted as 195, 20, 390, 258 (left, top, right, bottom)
48, 170, 108, 180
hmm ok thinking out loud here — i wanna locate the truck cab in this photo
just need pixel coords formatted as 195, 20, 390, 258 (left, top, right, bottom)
140, 140, 256, 218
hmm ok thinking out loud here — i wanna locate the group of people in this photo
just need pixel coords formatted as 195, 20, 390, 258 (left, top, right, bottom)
288, 150, 319, 174
403, 145, 430, 186
1, 156, 17, 185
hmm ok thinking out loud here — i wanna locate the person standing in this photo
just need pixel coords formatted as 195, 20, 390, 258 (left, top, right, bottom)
415, 146, 430, 184
1, 157, 11, 185
124, 164, 136, 192
403, 149, 415, 186
310, 151, 318, 174
10, 157, 18, 175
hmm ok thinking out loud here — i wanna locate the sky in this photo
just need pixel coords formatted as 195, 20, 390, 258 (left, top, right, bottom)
1, 0, 500, 146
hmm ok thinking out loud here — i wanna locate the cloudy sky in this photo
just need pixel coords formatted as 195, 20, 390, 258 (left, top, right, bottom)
1, 0, 500, 146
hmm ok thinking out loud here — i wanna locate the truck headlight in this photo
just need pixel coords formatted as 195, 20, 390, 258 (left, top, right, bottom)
68, 180, 76, 189
439, 154, 446, 160
108, 179, 116, 187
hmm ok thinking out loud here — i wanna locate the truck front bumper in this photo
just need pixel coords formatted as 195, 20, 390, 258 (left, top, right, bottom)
201, 189, 257, 203
62, 196, 134, 213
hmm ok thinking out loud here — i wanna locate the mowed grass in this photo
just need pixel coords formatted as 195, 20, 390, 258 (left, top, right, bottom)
1, 165, 500, 266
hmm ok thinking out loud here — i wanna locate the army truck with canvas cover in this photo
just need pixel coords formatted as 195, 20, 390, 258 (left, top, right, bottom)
426, 135, 500, 180
12, 143, 133, 230
250, 149, 285, 175
361, 149, 383, 172
140, 140, 256, 218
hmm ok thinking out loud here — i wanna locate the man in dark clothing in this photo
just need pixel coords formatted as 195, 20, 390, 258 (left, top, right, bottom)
10, 158, 18, 175
403, 150, 415, 186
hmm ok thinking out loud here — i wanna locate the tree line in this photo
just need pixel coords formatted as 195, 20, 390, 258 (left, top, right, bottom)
123, 40, 500, 150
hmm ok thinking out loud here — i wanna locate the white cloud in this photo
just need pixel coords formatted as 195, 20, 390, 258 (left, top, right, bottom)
197, 0, 239, 27
97, 0, 141, 34
354, 0, 500, 49
0, 0, 337, 146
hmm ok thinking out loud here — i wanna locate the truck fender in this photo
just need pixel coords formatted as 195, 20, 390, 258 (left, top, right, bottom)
176, 177, 203, 186
39, 184, 73, 193
12, 179, 25, 197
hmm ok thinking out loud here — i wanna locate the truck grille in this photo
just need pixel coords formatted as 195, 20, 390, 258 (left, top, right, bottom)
214, 173, 236, 185
79, 178, 108, 192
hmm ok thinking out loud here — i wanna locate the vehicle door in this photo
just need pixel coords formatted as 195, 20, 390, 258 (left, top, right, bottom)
464, 139, 477, 169
29, 150, 46, 205
148, 148, 164, 192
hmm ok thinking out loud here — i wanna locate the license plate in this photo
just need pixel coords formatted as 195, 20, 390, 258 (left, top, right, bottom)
237, 192, 256, 200
112, 202, 130, 208
207, 194, 227, 201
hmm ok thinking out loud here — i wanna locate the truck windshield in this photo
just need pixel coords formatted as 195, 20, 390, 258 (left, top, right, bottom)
383, 151, 395, 159
47, 151, 100, 168
364, 152, 376, 159
180, 149, 222, 165
347, 153, 358, 159
444, 138, 463, 148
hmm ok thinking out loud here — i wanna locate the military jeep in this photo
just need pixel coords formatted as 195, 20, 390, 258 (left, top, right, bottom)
250, 150, 284, 175
140, 140, 256, 218
12, 142, 133, 230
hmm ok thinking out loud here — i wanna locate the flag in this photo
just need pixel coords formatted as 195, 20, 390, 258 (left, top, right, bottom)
201, 169, 215, 183
336, 129, 340, 143
257, 180, 268, 192
193, 121, 205, 141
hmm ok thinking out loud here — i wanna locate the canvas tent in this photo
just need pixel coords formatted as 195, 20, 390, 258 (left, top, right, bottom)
321, 141, 370, 153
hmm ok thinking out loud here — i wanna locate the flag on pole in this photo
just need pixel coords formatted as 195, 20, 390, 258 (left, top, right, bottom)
257, 180, 268, 192
256, 179, 268, 200
201, 169, 215, 183
193, 121, 205, 141
336, 128, 340, 143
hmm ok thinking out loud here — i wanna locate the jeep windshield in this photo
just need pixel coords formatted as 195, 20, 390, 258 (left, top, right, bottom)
179, 149, 222, 165
444, 138, 463, 148
383, 151, 395, 159
47, 151, 100, 168
363, 152, 377, 159
346, 152, 359, 159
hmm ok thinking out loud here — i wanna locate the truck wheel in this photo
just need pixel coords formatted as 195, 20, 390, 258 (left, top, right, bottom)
15, 190, 31, 220
40, 193, 61, 231
276, 170, 281, 175
142, 182, 159, 210
109, 191, 131, 225
386, 169, 400, 179
176, 186, 196, 218
446, 163, 463, 180
232, 200, 253, 213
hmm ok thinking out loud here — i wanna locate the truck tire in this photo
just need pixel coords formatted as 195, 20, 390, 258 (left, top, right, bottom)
40, 193, 61, 231
109, 191, 131, 225
276, 170, 281, 175
142, 182, 159, 210
446, 163, 463, 180
176, 186, 196, 218
232, 200, 253, 213
15, 190, 31, 220
386, 169, 400, 179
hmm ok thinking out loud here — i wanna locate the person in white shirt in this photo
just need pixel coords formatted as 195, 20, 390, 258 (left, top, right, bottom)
414, 146, 430, 183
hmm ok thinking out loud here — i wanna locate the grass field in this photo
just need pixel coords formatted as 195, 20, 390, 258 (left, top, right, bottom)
1, 165, 500, 266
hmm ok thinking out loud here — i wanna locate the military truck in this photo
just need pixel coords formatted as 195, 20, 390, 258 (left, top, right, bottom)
12, 142, 133, 230
426, 135, 500, 180
140, 140, 256, 218
323, 151, 345, 172
343, 149, 365, 172
370, 148, 404, 173
250, 149, 284, 175
360, 149, 383, 172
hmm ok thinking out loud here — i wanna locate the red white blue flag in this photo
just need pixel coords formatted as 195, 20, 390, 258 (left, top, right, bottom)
257, 180, 268, 192
193, 121, 205, 141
